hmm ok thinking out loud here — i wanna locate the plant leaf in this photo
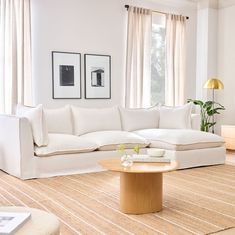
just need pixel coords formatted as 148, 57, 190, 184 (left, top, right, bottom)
188, 99, 204, 107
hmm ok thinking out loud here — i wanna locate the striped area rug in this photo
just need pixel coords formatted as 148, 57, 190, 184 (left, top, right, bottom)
0, 164, 235, 235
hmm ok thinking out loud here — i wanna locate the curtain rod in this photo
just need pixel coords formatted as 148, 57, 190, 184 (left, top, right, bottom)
124, 5, 189, 20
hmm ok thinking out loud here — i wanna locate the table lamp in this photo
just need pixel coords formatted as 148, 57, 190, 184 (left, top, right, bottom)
203, 78, 224, 133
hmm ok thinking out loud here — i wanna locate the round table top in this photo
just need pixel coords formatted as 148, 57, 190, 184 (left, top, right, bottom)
98, 158, 178, 173
0, 206, 60, 235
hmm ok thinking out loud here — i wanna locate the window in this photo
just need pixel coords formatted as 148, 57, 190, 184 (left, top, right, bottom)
151, 14, 166, 106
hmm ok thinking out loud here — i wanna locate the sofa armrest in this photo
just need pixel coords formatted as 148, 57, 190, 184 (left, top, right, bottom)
0, 115, 34, 179
191, 114, 201, 131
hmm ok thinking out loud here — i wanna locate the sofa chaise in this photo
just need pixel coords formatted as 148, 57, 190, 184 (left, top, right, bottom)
0, 103, 225, 179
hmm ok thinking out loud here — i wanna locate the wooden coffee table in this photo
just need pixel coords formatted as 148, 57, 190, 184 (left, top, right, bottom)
99, 158, 178, 214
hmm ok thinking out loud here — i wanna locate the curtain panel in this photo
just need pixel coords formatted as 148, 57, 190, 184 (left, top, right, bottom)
0, 0, 32, 114
125, 6, 152, 108
165, 14, 186, 106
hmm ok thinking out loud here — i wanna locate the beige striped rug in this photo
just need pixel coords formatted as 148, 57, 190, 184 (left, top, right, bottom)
0, 164, 235, 235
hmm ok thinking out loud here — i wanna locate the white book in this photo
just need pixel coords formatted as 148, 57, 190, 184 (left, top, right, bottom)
132, 155, 171, 163
0, 212, 31, 235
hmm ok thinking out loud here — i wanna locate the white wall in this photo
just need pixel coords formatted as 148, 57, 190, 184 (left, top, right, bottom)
196, 7, 209, 100
196, 5, 218, 101
217, 4, 235, 128
194, 0, 235, 133
31, 0, 197, 108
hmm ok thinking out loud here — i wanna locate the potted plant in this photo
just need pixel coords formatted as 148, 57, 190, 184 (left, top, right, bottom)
188, 99, 225, 132
117, 144, 133, 167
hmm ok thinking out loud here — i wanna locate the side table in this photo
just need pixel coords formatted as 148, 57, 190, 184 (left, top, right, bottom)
221, 125, 235, 150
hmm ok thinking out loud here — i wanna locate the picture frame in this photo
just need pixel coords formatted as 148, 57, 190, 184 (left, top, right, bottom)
84, 54, 111, 99
52, 51, 81, 99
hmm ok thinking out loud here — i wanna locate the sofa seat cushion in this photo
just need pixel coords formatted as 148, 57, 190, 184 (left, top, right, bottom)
133, 129, 224, 151
80, 131, 150, 151
35, 134, 98, 157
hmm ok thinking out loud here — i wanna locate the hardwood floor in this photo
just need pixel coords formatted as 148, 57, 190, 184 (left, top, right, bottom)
0, 163, 234, 235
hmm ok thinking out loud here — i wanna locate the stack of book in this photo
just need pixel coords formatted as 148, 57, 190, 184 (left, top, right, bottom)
132, 149, 171, 163
0, 212, 31, 235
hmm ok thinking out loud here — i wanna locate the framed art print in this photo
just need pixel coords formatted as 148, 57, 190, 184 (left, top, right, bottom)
84, 54, 111, 99
52, 51, 81, 99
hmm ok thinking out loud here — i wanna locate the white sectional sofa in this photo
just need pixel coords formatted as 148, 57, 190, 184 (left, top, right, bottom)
0, 103, 225, 179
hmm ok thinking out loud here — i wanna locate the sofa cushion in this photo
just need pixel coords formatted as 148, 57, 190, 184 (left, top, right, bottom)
80, 131, 150, 151
159, 103, 192, 129
44, 105, 73, 134
34, 133, 98, 157
133, 129, 224, 151
191, 113, 201, 130
119, 107, 160, 131
71, 106, 122, 135
16, 104, 48, 147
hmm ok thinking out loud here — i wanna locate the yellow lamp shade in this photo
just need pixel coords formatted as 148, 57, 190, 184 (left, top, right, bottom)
203, 78, 224, 90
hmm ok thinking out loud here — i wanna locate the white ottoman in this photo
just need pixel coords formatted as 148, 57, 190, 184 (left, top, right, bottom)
0, 206, 60, 235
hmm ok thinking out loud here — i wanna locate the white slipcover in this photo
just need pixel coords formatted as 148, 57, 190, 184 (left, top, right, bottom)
0, 111, 225, 179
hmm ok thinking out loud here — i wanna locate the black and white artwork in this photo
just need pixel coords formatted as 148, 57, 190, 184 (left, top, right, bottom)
52, 51, 81, 99
91, 67, 105, 87
85, 54, 111, 99
60, 65, 74, 86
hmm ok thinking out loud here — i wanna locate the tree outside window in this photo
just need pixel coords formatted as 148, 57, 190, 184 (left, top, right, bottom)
151, 17, 166, 106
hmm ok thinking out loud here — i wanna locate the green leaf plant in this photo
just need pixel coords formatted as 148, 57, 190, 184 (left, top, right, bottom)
188, 99, 225, 132
117, 144, 126, 155
133, 145, 140, 155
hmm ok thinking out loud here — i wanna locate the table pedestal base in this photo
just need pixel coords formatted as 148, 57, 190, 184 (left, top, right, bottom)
120, 172, 162, 214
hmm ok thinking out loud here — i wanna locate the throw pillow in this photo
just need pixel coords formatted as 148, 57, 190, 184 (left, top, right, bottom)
16, 104, 48, 146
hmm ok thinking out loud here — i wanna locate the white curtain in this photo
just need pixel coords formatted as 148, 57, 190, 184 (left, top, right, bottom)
165, 14, 186, 106
125, 6, 152, 108
0, 0, 32, 114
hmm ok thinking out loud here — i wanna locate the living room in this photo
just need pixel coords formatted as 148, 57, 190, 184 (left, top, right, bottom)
0, 0, 234, 234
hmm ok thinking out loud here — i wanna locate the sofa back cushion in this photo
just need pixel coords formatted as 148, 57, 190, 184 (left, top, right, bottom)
71, 106, 122, 135
16, 104, 48, 147
44, 105, 73, 134
119, 107, 160, 131
191, 113, 201, 130
159, 103, 192, 129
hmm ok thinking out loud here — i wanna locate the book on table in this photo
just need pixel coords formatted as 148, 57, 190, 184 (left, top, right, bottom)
0, 212, 31, 234
132, 154, 171, 163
